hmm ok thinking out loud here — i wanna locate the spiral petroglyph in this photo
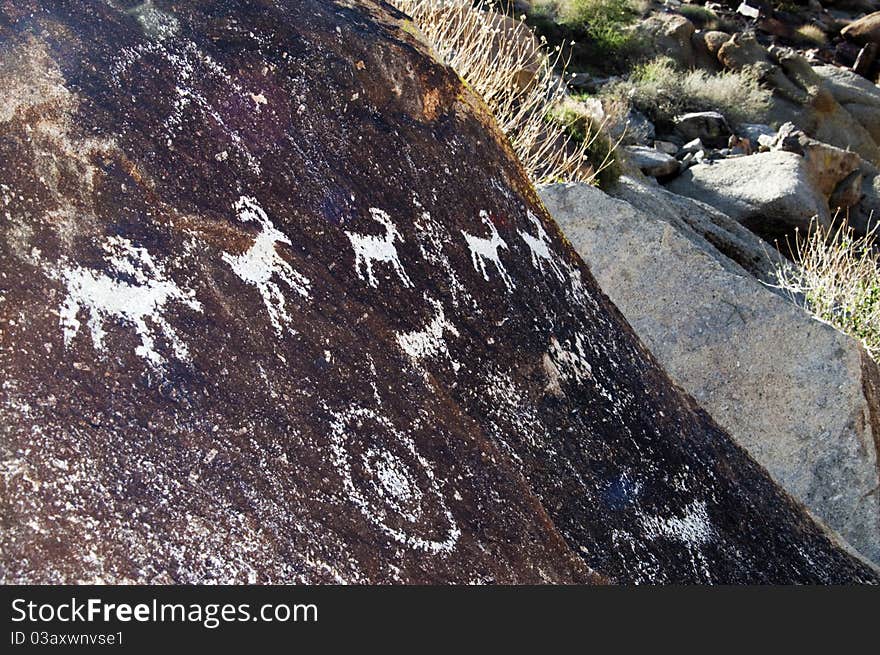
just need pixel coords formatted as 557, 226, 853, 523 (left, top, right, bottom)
329, 406, 460, 554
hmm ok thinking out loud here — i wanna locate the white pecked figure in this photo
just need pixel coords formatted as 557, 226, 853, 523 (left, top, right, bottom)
518, 210, 565, 282
461, 210, 514, 292
58, 236, 203, 370
222, 195, 310, 335
345, 207, 413, 288
396, 295, 461, 373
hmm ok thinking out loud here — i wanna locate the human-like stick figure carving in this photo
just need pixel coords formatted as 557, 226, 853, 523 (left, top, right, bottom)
518, 211, 565, 282
222, 195, 310, 335
461, 210, 514, 292
345, 208, 413, 288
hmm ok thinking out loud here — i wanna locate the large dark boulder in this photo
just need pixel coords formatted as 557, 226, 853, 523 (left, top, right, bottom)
0, 0, 877, 584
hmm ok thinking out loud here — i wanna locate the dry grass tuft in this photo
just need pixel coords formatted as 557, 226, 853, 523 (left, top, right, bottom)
677, 5, 719, 29
774, 219, 880, 360
793, 24, 828, 47
607, 57, 772, 127
393, 0, 614, 185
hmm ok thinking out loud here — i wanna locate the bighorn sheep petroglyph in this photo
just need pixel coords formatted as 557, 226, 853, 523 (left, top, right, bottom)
222, 195, 310, 335
518, 211, 565, 282
461, 210, 514, 291
346, 208, 413, 288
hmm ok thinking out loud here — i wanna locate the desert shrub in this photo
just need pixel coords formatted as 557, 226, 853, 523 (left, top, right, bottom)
561, 0, 641, 58
550, 100, 621, 187
677, 5, 718, 29
530, 0, 643, 61
607, 56, 772, 127
793, 24, 827, 47
774, 219, 880, 360
393, 0, 617, 185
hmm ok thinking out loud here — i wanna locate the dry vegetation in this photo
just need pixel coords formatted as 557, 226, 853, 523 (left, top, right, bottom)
606, 56, 772, 128
393, 0, 615, 185
793, 24, 827, 47
677, 5, 719, 29
775, 220, 880, 360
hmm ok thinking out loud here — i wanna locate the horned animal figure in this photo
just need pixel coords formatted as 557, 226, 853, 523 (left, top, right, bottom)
345, 208, 413, 288
518, 211, 565, 282
222, 195, 310, 335
461, 210, 515, 292
58, 236, 203, 370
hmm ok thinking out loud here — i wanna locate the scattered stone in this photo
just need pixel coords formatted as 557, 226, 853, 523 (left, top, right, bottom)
640, 13, 696, 68
719, 34, 810, 104
654, 140, 680, 156
841, 11, 880, 46
830, 169, 864, 210
813, 64, 880, 146
736, 1, 761, 19
681, 137, 705, 154
849, 171, 880, 234
673, 112, 731, 148
738, 123, 776, 149
703, 30, 731, 56
771, 121, 803, 151
692, 30, 722, 72
813, 64, 880, 106
768, 122, 863, 199
717, 42, 880, 165
843, 103, 880, 146
614, 108, 656, 146
757, 133, 776, 149
665, 151, 831, 242
623, 146, 680, 178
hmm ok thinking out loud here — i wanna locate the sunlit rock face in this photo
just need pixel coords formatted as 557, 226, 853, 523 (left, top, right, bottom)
0, 0, 876, 584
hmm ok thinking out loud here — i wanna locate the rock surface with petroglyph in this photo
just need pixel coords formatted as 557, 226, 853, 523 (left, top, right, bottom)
0, 0, 877, 584
541, 181, 880, 566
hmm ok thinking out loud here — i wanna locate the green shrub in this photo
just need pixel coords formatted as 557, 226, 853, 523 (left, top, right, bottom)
553, 0, 642, 60
558, 0, 638, 27
549, 101, 622, 189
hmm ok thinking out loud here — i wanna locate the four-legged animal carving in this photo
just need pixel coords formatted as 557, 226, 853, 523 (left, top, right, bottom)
518, 211, 565, 282
396, 296, 461, 372
461, 210, 515, 292
346, 208, 413, 288
58, 235, 203, 370
222, 195, 310, 335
